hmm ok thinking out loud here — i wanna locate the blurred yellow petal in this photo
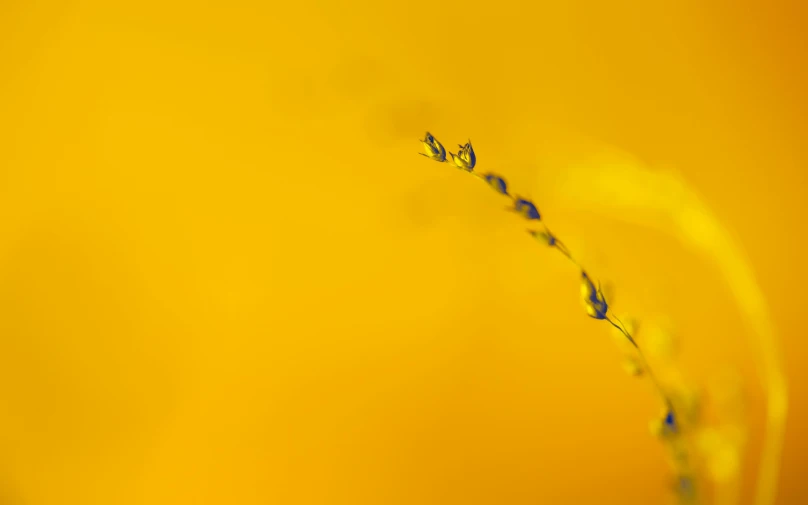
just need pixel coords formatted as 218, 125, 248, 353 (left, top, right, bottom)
698, 428, 741, 483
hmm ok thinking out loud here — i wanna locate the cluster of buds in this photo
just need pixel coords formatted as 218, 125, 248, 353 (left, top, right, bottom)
417, 131, 722, 504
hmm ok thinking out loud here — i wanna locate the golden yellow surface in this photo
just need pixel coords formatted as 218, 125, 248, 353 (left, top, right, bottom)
1, 1, 806, 504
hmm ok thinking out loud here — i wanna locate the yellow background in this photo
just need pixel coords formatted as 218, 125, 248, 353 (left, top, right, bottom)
1, 1, 806, 504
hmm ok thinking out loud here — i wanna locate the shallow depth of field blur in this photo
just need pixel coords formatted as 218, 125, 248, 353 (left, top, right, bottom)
1, 1, 806, 504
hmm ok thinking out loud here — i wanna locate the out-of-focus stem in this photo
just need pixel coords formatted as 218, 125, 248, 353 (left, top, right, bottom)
555, 160, 788, 505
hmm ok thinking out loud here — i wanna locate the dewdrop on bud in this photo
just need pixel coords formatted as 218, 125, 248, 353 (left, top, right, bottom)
510, 197, 541, 221
482, 173, 509, 196
580, 271, 608, 319
418, 132, 447, 163
449, 140, 476, 171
